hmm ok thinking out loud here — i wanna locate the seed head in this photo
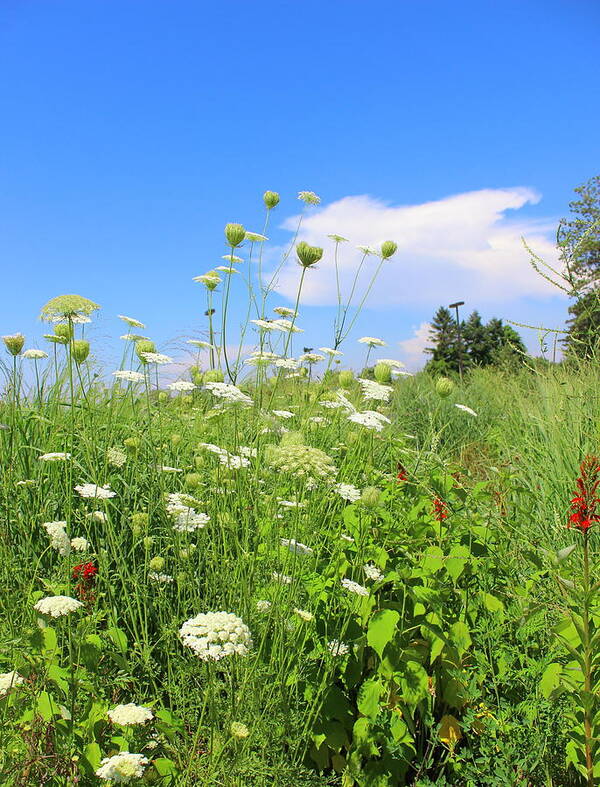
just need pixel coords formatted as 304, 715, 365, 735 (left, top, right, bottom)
374, 363, 392, 384
263, 191, 280, 209
72, 340, 90, 364
40, 294, 100, 322
2, 333, 25, 356
380, 240, 398, 259
436, 377, 455, 398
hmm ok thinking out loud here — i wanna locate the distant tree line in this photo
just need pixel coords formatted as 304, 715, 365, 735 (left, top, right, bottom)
424, 308, 527, 376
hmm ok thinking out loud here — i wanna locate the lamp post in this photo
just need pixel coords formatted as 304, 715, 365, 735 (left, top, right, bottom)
448, 301, 465, 383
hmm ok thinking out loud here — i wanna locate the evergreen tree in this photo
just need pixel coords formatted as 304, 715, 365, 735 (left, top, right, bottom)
558, 175, 600, 358
424, 307, 460, 375
463, 311, 489, 366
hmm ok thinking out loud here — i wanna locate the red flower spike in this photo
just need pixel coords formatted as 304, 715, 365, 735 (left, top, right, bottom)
433, 497, 448, 522
568, 456, 600, 532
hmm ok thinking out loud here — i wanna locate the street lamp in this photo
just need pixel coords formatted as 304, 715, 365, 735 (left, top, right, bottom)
448, 301, 465, 382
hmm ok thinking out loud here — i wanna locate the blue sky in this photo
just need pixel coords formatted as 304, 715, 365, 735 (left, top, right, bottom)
1, 0, 599, 371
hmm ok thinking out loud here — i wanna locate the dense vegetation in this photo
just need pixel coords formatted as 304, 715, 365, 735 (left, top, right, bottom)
1, 191, 599, 786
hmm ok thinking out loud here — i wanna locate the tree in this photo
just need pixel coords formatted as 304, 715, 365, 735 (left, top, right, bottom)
424, 307, 460, 375
558, 175, 600, 358
462, 311, 489, 366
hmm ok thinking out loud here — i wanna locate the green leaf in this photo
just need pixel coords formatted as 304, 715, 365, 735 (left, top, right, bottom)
82, 742, 102, 773
107, 627, 128, 653
367, 609, 399, 658
481, 592, 504, 616
449, 621, 472, 657
399, 661, 429, 705
357, 679, 383, 720
557, 544, 577, 563
540, 662, 563, 699
446, 545, 470, 582
421, 546, 444, 575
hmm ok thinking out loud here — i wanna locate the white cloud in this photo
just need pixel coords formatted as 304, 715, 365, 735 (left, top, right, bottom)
269, 188, 564, 307
397, 322, 432, 370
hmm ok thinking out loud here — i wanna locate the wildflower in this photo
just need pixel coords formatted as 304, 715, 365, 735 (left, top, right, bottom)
118, 315, 146, 328
168, 380, 197, 392
33, 595, 84, 618
88, 510, 108, 523
298, 191, 321, 205
396, 463, 408, 482
140, 352, 173, 365
216, 266, 239, 274
264, 190, 280, 209
455, 404, 478, 417
72, 562, 97, 582
218, 453, 250, 470
72, 561, 98, 602
568, 456, 600, 532
148, 571, 174, 584
108, 703, 153, 726
179, 611, 253, 661
358, 336, 386, 347
203, 382, 253, 405
193, 270, 222, 288
39, 452, 71, 461
40, 294, 100, 322
340, 533, 354, 543
328, 234, 349, 242
256, 600, 272, 612
272, 572, 293, 585
96, 752, 149, 783
120, 333, 150, 341
281, 538, 313, 556
364, 563, 383, 581
433, 498, 448, 521
231, 721, 250, 739
112, 370, 145, 383
341, 578, 369, 597
245, 231, 268, 242
71, 536, 89, 551
377, 358, 405, 369
273, 306, 297, 317
187, 339, 215, 349
361, 486, 381, 508
293, 608, 314, 622
23, 348, 48, 359
319, 347, 342, 356
436, 377, 454, 397
296, 241, 323, 268
75, 483, 116, 499
272, 410, 295, 419
266, 440, 337, 483
0, 671, 25, 697
2, 333, 25, 355
272, 318, 304, 333
380, 240, 398, 259
357, 245, 377, 255
334, 483, 361, 502
348, 411, 391, 431
224, 223, 246, 248
327, 640, 349, 656
107, 447, 127, 467
357, 378, 392, 402
300, 353, 326, 364
42, 521, 71, 556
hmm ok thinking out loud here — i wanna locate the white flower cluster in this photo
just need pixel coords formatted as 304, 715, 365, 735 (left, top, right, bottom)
272, 572, 293, 585
75, 483, 116, 499
168, 380, 197, 392
107, 447, 127, 468
280, 538, 313, 556
327, 640, 349, 656
455, 403, 478, 417
293, 608, 314, 622
256, 600, 272, 612
358, 336, 386, 347
203, 382, 252, 405
34, 595, 84, 618
71, 536, 89, 552
357, 378, 393, 403
341, 578, 369, 597
112, 370, 145, 383
333, 483, 361, 502
38, 452, 71, 461
23, 349, 48, 359
166, 492, 210, 533
179, 611, 253, 661
42, 520, 71, 556
108, 703, 153, 726
363, 563, 383, 581
96, 752, 149, 783
0, 671, 25, 697
148, 571, 174, 583
348, 411, 391, 432
140, 352, 173, 365
197, 442, 250, 470
272, 410, 295, 419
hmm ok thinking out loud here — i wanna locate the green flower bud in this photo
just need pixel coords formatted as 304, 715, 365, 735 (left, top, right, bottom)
338, 370, 354, 389
2, 333, 25, 356
149, 556, 164, 571
435, 377, 455, 398
374, 363, 392, 384
203, 369, 224, 383
54, 323, 74, 340
180, 394, 193, 409
143, 536, 155, 550
225, 223, 246, 248
298, 366, 308, 378
381, 240, 398, 259
361, 486, 382, 509
131, 512, 149, 530
184, 472, 202, 490
135, 339, 156, 363
158, 391, 169, 403
190, 366, 204, 386
296, 241, 323, 268
263, 191, 280, 209
124, 437, 141, 455
176, 571, 188, 584
230, 721, 250, 739
171, 433, 182, 446
72, 339, 90, 364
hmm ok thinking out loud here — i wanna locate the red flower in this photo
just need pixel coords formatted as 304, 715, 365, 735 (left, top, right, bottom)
73, 562, 98, 604
397, 463, 408, 483
568, 456, 600, 532
432, 497, 448, 522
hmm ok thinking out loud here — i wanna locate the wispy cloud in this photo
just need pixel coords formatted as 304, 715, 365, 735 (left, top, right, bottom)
397, 322, 432, 370
269, 188, 563, 307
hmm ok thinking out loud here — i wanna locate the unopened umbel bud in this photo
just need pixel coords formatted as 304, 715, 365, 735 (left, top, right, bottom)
203, 369, 224, 383
381, 240, 398, 259
225, 223, 246, 248
54, 323, 74, 340
338, 370, 354, 389
135, 339, 156, 363
263, 191, 280, 209
296, 241, 323, 268
361, 486, 382, 509
72, 340, 90, 364
2, 333, 25, 356
374, 363, 392, 384
435, 377, 455, 398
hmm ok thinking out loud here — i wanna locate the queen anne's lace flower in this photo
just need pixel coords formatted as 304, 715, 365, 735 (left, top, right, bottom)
266, 442, 337, 483
363, 563, 383, 581
327, 639, 349, 656
293, 608, 314, 622
272, 410, 294, 419
341, 578, 369, 597
112, 370, 145, 383
256, 600, 272, 612
334, 483, 361, 502
272, 572, 293, 585
71, 536, 89, 552
357, 378, 392, 403
179, 611, 252, 661
108, 703, 153, 726
118, 315, 146, 328
203, 382, 252, 405
0, 671, 25, 697
271, 318, 303, 333
75, 483, 116, 499
34, 595, 84, 618
39, 452, 71, 461
140, 352, 173, 365
23, 349, 48, 359
273, 306, 296, 317
107, 447, 127, 467
280, 538, 313, 556
96, 752, 149, 783
148, 571, 174, 583
348, 411, 391, 432
455, 403, 478, 417
298, 191, 321, 204
358, 336, 386, 347
166, 492, 210, 533
168, 380, 197, 392
42, 521, 71, 556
